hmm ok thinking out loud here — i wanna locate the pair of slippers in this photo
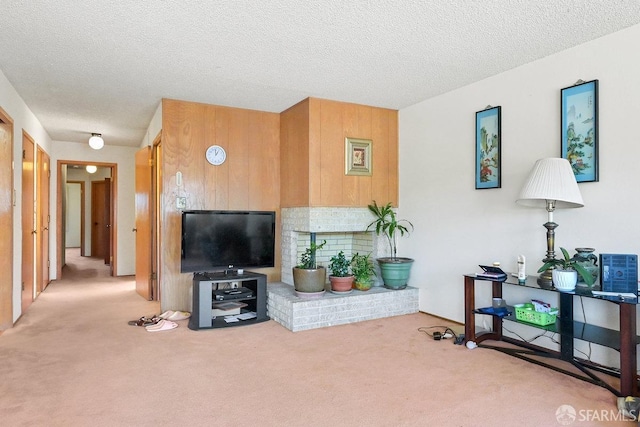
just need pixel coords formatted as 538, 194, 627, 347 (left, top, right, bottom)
128, 316, 160, 327
158, 310, 191, 321
145, 319, 178, 332
127, 310, 190, 328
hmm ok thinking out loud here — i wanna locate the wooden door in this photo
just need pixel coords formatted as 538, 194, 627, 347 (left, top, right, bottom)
152, 140, 162, 300
91, 179, 110, 262
36, 147, 50, 292
21, 131, 35, 311
41, 149, 50, 290
135, 147, 152, 300
0, 108, 13, 329
104, 177, 112, 268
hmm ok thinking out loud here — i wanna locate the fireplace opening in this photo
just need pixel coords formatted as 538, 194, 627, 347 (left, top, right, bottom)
281, 207, 388, 286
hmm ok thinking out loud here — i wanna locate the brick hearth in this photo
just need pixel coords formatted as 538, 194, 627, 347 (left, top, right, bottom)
267, 282, 419, 332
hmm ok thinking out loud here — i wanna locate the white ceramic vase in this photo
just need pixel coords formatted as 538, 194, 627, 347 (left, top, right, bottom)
552, 269, 578, 292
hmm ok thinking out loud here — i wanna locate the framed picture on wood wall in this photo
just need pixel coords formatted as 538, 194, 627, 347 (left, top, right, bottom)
475, 106, 501, 189
561, 79, 599, 183
345, 137, 372, 176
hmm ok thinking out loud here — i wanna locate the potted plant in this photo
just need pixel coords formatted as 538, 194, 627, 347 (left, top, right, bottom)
328, 250, 354, 292
537, 247, 595, 292
366, 201, 414, 289
292, 240, 327, 296
351, 252, 376, 291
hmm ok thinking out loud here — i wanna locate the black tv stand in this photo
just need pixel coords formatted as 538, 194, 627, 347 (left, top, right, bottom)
189, 271, 269, 330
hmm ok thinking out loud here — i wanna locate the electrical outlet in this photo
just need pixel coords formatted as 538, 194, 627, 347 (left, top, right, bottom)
176, 197, 186, 209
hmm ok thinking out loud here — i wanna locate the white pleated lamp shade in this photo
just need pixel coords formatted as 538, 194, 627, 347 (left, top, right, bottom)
517, 158, 584, 208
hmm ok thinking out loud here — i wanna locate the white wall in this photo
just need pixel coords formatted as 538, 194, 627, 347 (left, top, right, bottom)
140, 102, 162, 148
0, 70, 53, 323
65, 183, 81, 247
51, 141, 139, 277
399, 24, 640, 367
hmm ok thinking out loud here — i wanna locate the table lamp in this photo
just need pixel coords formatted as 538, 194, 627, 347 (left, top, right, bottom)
516, 158, 584, 287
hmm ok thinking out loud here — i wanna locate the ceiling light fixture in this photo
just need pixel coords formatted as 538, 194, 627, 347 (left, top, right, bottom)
86, 165, 97, 174
89, 133, 104, 150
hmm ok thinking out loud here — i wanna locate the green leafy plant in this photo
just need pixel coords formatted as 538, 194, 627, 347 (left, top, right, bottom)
366, 201, 414, 259
296, 240, 326, 269
328, 251, 351, 277
537, 247, 595, 286
351, 252, 376, 283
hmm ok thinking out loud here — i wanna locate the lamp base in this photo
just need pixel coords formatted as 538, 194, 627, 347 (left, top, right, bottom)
537, 269, 554, 289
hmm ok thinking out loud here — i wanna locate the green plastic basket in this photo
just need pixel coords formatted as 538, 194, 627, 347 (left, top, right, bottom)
514, 303, 558, 326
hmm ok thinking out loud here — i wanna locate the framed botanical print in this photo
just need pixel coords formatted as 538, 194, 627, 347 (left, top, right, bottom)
475, 106, 501, 189
345, 137, 372, 176
561, 79, 598, 182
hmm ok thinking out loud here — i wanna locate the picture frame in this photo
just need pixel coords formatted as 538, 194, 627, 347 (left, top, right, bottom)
561, 79, 598, 182
475, 106, 501, 189
345, 137, 372, 176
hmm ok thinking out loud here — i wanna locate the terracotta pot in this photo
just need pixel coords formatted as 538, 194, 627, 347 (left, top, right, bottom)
329, 275, 354, 292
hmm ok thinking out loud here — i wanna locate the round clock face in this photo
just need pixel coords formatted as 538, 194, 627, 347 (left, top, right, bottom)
205, 145, 226, 165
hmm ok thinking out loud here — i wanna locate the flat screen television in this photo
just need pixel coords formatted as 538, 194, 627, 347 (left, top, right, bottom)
181, 210, 276, 273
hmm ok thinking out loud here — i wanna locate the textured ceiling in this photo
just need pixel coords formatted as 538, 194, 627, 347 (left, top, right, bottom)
1, 1, 640, 147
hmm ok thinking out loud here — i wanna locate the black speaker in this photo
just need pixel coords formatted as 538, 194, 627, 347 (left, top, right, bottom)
599, 254, 638, 293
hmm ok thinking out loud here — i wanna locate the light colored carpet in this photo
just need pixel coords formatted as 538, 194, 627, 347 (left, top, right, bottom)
0, 249, 627, 426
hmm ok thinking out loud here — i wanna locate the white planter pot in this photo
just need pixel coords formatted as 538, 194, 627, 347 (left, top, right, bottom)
552, 269, 578, 292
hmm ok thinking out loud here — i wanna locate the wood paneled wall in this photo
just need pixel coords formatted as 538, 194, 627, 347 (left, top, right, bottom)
161, 99, 281, 311
281, 97, 398, 207
280, 99, 311, 207
160, 97, 398, 311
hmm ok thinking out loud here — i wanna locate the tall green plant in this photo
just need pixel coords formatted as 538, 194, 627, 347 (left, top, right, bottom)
366, 201, 413, 259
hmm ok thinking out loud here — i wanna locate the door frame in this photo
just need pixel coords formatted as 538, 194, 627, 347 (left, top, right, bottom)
56, 161, 117, 278
0, 106, 14, 330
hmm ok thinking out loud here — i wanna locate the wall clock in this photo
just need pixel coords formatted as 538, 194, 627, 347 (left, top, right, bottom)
205, 145, 227, 165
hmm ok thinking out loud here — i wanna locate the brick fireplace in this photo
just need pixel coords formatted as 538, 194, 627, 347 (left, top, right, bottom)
268, 207, 419, 331
280, 207, 387, 286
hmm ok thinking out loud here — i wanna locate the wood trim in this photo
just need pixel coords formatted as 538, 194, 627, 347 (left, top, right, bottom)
0, 106, 14, 329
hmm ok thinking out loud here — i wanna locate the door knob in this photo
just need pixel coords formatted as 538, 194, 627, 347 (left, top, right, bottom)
132, 228, 137, 232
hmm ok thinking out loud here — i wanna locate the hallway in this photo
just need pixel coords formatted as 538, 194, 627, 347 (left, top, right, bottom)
62, 247, 111, 280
